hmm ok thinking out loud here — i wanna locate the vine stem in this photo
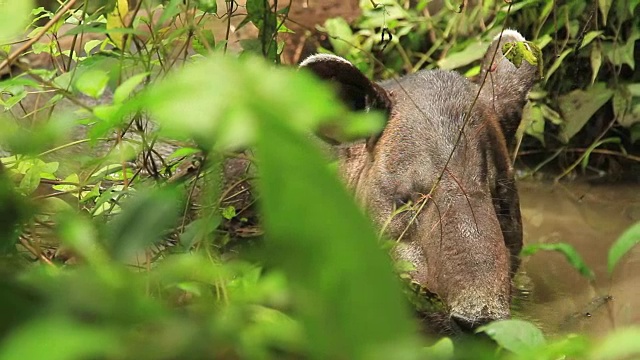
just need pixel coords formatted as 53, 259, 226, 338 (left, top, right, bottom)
0, 0, 78, 72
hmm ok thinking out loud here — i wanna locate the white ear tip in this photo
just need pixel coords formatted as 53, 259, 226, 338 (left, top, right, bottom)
494, 29, 526, 42
299, 53, 353, 67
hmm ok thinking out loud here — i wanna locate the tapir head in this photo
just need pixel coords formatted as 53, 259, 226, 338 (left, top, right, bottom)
301, 30, 538, 333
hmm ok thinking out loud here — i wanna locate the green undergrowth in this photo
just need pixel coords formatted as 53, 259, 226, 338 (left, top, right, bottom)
0, 0, 639, 359
321, 0, 640, 180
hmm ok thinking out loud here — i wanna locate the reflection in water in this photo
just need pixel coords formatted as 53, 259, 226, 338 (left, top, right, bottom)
515, 180, 640, 338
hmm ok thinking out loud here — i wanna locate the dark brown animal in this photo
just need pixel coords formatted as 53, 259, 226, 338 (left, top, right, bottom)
300, 30, 538, 333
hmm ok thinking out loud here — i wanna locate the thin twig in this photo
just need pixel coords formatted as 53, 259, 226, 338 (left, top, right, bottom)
0, 0, 78, 72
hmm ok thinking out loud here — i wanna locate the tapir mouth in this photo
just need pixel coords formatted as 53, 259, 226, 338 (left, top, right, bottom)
417, 308, 509, 336
407, 279, 511, 335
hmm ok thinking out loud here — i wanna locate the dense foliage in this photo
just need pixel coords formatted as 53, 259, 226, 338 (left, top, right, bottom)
0, 0, 639, 359
323, 0, 640, 180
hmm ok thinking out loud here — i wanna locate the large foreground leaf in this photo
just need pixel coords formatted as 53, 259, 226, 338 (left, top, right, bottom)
256, 118, 419, 359
477, 319, 546, 356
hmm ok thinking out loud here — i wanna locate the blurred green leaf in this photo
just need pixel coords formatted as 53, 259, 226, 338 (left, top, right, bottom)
52, 173, 79, 192
113, 72, 149, 104
521, 242, 594, 279
536, 334, 590, 359
196, 0, 217, 13
257, 115, 419, 359
522, 102, 545, 145
0, 173, 31, 253
477, 319, 546, 356
75, 69, 110, 99
608, 221, 640, 274
106, 187, 182, 261
57, 212, 109, 265
591, 326, 640, 360
324, 17, 354, 56
422, 337, 454, 359
0, 316, 121, 360
0, 0, 33, 42
142, 54, 342, 151
437, 41, 489, 70
18, 165, 41, 195
178, 217, 220, 249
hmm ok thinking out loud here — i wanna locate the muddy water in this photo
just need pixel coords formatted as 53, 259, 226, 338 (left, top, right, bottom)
515, 180, 640, 338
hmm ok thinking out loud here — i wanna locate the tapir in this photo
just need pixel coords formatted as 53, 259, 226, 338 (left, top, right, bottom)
300, 30, 538, 332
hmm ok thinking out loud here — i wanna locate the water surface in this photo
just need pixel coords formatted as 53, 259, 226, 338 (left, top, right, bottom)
517, 180, 640, 338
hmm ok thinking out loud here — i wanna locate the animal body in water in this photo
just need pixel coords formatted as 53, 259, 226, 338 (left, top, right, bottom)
300, 30, 539, 333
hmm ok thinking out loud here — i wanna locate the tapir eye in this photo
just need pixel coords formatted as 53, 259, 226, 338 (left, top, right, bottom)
394, 196, 411, 209
393, 191, 425, 210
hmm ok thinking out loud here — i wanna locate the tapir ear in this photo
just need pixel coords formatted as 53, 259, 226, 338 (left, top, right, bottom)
299, 54, 391, 146
478, 30, 539, 151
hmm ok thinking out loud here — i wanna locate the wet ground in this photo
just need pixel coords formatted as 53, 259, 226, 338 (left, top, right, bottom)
516, 180, 640, 338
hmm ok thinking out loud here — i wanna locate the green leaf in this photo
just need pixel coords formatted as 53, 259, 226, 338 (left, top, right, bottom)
193, 29, 215, 55
608, 221, 640, 274
195, 0, 217, 13
598, 0, 613, 26
256, 114, 418, 358
544, 48, 572, 82
422, 337, 454, 359
222, 205, 237, 220
580, 137, 621, 170
521, 242, 595, 279
502, 41, 543, 76
0, 316, 121, 360
80, 183, 101, 203
437, 41, 489, 70
522, 102, 545, 145
19, 165, 41, 195
52, 173, 80, 192
558, 82, 614, 143
113, 72, 148, 104
178, 217, 220, 249
602, 30, 640, 69
57, 212, 109, 265
142, 54, 341, 151
590, 42, 602, 85
540, 104, 563, 125
106, 187, 182, 261
536, 333, 590, 359
75, 69, 110, 99
580, 31, 603, 49
0, 0, 34, 42
323, 17, 354, 56
591, 326, 640, 360
106, 0, 129, 49
477, 319, 546, 355
167, 147, 201, 160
